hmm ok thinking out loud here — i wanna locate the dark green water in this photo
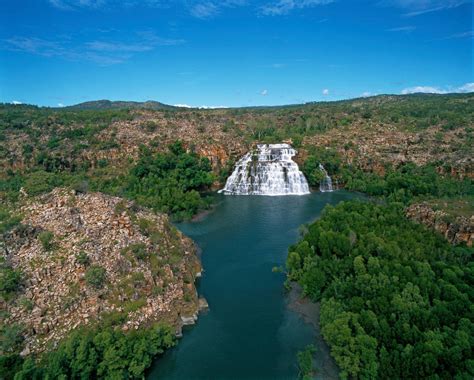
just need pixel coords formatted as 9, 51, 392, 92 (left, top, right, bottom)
149, 191, 357, 380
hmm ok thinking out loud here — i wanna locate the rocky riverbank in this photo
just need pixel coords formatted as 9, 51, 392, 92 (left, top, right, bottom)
2, 188, 203, 356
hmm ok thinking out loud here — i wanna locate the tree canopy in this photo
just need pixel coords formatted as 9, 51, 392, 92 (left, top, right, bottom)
287, 201, 473, 379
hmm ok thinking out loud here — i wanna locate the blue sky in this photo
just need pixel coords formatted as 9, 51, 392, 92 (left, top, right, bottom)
0, 0, 472, 107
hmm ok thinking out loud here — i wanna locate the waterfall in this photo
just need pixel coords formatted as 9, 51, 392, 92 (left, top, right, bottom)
318, 164, 334, 192
219, 143, 310, 195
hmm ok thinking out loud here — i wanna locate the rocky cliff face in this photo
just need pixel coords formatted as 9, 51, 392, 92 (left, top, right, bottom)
406, 203, 474, 246
2, 188, 202, 355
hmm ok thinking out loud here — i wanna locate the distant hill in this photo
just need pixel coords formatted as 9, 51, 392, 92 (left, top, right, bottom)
48, 92, 472, 111
65, 99, 177, 110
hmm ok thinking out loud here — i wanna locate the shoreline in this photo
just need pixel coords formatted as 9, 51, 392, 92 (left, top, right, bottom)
287, 283, 339, 380
191, 207, 214, 222
190, 194, 224, 222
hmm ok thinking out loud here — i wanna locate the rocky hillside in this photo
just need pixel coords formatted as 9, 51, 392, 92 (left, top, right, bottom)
303, 121, 473, 178
406, 202, 474, 246
1, 188, 202, 356
1, 93, 473, 178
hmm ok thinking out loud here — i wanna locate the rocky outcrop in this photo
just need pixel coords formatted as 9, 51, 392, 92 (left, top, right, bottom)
303, 124, 473, 179
2, 188, 202, 355
406, 203, 474, 246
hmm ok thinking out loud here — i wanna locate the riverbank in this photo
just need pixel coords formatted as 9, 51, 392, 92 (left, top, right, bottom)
287, 283, 339, 380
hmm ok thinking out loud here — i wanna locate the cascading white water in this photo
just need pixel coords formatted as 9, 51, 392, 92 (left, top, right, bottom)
318, 164, 334, 192
219, 143, 310, 195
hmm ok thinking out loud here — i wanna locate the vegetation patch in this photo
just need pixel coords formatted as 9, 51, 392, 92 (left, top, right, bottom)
85, 265, 106, 289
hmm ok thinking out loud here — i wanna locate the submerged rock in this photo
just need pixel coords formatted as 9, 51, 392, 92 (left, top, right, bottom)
198, 297, 209, 311
180, 313, 198, 325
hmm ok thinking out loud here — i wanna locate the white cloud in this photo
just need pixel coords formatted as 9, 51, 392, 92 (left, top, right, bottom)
48, 0, 248, 19
260, 0, 335, 16
261, 89, 268, 96
380, 0, 470, 17
85, 41, 153, 52
57, 103, 65, 107
443, 30, 474, 39
190, 2, 219, 18
401, 86, 445, 94
49, 0, 106, 10
48, 0, 336, 19
386, 26, 416, 32
12, 100, 22, 105
401, 82, 474, 94
188, 0, 247, 19
361, 91, 372, 97
271, 63, 286, 68
457, 82, 474, 92
173, 104, 228, 109
2, 31, 184, 66
322, 88, 329, 96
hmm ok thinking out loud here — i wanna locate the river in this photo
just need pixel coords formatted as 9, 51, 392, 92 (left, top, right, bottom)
148, 191, 358, 380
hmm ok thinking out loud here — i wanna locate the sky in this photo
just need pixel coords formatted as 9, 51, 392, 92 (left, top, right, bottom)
0, 0, 472, 107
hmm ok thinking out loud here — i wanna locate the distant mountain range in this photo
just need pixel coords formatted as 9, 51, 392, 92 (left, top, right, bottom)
25, 92, 466, 111
64, 100, 177, 110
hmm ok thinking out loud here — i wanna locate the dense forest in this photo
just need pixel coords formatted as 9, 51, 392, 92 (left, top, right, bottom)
287, 201, 473, 379
1, 323, 175, 379
93, 141, 215, 220
1, 140, 215, 221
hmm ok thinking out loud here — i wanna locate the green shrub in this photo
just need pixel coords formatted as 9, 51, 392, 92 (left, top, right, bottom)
97, 159, 108, 168
18, 297, 33, 311
141, 120, 158, 132
75, 251, 90, 266
0, 323, 24, 354
38, 231, 55, 251
0, 260, 22, 299
122, 243, 148, 260
297, 344, 315, 379
114, 200, 128, 215
73, 180, 89, 194
138, 218, 153, 236
85, 265, 106, 288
